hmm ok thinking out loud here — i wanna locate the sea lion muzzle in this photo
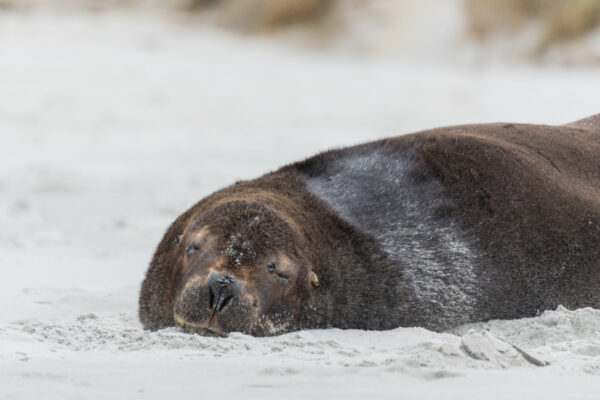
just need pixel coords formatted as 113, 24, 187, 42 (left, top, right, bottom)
173, 271, 257, 336
207, 273, 241, 313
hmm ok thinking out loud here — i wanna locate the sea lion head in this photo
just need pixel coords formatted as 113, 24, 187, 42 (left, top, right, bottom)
160, 201, 319, 337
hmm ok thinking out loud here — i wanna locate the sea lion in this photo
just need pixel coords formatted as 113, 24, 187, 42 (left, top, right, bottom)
139, 114, 600, 336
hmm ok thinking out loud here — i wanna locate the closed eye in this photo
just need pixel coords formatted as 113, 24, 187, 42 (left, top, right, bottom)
186, 244, 200, 254
267, 262, 290, 283
275, 272, 290, 282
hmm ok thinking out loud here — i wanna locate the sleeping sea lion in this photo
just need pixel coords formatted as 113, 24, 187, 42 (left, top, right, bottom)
139, 114, 600, 336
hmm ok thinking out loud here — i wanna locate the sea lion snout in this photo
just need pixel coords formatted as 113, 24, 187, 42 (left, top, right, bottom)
173, 270, 259, 336
207, 273, 241, 312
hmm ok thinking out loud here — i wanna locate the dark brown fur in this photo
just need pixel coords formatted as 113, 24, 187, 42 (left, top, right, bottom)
140, 114, 600, 335
412, 117, 600, 320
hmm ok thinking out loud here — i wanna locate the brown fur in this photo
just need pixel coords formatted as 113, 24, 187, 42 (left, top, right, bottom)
411, 118, 600, 319
140, 114, 600, 335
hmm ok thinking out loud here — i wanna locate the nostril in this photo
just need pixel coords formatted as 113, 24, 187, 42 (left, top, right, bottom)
217, 275, 235, 287
211, 290, 233, 312
219, 294, 233, 311
208, 273, 239, 312
208, 285, 215, 310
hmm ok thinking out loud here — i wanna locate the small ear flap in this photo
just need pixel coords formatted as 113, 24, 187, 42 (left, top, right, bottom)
309, 270, 320, 288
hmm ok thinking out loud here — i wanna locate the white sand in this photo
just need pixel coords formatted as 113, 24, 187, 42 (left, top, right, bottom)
1, 9, 600, 400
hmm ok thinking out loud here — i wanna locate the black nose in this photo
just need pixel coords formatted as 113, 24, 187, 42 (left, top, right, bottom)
208, 274, 239, 312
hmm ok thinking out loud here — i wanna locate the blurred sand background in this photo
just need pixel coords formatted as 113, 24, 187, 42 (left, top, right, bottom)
1, 0, 600, 63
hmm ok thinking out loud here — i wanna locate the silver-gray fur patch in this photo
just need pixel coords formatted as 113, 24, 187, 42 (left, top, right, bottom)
303, 148, 481, 328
